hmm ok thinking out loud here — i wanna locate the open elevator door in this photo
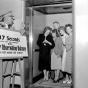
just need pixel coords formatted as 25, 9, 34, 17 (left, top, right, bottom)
32, 4, 72, 85
32, 8, 46, 83
26, 2, 72, 86
26, 7, 46, 85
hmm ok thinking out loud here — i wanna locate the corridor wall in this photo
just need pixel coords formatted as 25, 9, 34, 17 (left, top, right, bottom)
46, 13, 72, 29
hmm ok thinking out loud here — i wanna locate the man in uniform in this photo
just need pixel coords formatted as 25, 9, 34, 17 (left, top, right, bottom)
0, 11, 15, 29
0, 11, 26, 35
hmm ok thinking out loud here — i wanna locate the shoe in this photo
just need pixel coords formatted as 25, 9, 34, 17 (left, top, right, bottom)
67, 80, 72, 84
46, 78, 49, 82
53, 79, 58, 83
43, 79, 46, 82
63, 79, 69, 83
57, 79, 60, 83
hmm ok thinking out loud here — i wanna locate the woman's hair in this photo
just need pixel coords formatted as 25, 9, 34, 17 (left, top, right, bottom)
58, 26, 66, 36
52, 29, 60, 37
65, 24, 72, 34
65, 24, 72, 29
58, 26, 65, 33
43, 26, 52, 34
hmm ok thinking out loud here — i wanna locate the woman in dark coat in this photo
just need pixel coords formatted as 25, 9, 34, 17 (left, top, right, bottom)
37, 26, 55, 81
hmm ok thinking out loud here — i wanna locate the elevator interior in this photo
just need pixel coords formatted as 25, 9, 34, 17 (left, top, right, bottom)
25, 0, 72, 86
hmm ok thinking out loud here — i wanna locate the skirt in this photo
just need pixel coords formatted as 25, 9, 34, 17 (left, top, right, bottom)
38, 54, 51, 71
64, 48, 72, 73
51, 51, 61, 70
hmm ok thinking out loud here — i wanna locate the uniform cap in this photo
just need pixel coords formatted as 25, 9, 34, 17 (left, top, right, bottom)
0, 11, 15, 21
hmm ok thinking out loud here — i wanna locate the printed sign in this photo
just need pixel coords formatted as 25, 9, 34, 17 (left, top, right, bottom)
0, 29, 28, 58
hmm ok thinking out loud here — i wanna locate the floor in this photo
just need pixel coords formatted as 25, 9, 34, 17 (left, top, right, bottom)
30, 78, 72, 88
12, 78, 72, 88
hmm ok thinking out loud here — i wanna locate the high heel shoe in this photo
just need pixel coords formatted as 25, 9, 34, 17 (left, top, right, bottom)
57, 79, 60, 83
67, 80, 72, 84
53, 79, 58, 83
63, 79, 69, 83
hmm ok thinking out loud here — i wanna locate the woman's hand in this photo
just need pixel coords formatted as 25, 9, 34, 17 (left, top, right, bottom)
20, 22, 26, 35
44, 40, 52, 45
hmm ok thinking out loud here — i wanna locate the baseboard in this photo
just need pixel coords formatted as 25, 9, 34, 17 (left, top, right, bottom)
10, 84, 30, 88
33, 72, 44, 83
10, 84, 20, 88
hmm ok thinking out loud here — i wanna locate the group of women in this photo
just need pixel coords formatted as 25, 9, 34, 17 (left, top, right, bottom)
37, 21, 73, 84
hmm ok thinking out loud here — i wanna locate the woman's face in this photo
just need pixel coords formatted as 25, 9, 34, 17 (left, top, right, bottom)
45, 30, 50, 36
66, 27, 72, 34
60, 30, 65, 36
52, 32, 56, 38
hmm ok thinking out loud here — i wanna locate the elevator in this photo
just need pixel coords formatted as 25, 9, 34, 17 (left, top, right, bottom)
25, 0, 72, 87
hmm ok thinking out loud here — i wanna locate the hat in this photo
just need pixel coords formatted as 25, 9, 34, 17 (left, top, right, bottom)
4, 13, 15, 20
0, 11, 15, 21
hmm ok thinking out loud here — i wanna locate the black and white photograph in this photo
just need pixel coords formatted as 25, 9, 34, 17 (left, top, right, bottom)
26, 0, 72, 88
0, 0, 88, 88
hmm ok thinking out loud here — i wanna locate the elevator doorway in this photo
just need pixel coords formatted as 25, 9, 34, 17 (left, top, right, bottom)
26, 2, 72, 88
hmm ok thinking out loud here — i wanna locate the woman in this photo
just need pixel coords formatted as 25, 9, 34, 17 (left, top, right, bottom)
51, 29, 62, 83
59, 26, 68, 71
59, 26, 68, 82
64, 24, 73, 84
50, 21, 60, 80
37, 26, 55, 81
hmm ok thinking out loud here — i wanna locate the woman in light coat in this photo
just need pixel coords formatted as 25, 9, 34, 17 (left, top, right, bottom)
59, 25, 73, 84
51, 29, 62, 83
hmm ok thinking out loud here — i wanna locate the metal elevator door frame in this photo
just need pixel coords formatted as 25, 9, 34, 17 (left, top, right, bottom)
28, 7, 45, 85
28, 7, 33, 85
28, 2, 72, 85
28, 6, 46, 85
